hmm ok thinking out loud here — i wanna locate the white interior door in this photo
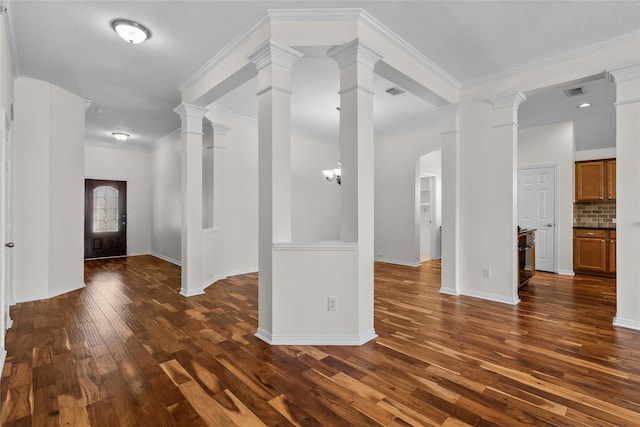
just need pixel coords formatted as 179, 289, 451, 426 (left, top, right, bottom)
518, 165, 557, 272
1, 110, 13, 330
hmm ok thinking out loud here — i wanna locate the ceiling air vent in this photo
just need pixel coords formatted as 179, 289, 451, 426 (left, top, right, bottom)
564, 87, 585, 97
385, 86, 406, 96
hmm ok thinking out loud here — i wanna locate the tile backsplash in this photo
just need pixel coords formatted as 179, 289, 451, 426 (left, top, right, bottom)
573, 201, 616, 228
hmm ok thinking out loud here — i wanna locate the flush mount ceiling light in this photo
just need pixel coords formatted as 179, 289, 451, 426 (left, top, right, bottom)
577, 103, 592, 108
112, 132, 130, 141
110, 19, 152, 44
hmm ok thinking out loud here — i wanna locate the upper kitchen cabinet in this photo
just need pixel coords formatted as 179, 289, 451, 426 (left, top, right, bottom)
575, 159, 616, 201
607, 159, 616, 200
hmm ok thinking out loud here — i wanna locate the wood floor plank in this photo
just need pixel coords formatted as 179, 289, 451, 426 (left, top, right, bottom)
2, 256, 640, 426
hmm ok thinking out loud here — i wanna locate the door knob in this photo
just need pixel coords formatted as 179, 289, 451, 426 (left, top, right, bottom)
5, 242, 14, 248
546, 223, 553, 227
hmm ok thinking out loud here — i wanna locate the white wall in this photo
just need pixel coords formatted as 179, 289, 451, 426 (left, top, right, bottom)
375, 127, 441, 266
85, 144, 152, 256
221, 123, 259, 275
291, 134, 340, 241
150, 134, 182, 264
13, 77, 85, 302
518, 122, 575, 275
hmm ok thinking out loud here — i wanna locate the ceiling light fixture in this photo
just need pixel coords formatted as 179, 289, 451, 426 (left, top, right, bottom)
577, 103, 592, 108
112, 132, 130, 141
110, 19, 152, 44
322, 161, 342, 185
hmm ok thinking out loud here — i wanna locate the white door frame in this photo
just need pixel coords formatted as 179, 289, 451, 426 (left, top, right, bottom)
518, 163, 559, 273
1, 109, 13, 336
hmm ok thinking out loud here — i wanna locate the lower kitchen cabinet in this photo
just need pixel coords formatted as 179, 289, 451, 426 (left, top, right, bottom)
573, 228, 616, 277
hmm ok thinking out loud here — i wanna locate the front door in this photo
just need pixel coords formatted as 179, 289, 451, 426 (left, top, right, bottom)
84, 179, 127, 259
518, 165, 556, 272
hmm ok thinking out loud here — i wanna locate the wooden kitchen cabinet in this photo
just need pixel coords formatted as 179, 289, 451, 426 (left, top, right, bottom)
573, 228, 615, 277
607, 159, 616, 200
575, 159, 616, 201
608, 230, 616, 274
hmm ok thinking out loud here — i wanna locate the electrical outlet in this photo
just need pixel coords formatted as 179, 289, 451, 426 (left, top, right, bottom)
328, 297, 337, 311
482, 267, 492, 279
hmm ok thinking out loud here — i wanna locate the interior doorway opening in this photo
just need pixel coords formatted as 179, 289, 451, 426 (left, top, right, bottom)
418, 151, 442, 263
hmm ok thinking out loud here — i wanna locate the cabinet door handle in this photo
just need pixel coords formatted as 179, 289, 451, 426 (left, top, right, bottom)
587, 232, 594, 236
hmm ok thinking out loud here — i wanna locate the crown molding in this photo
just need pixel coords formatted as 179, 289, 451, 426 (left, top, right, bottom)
179, 8, 461, 95
265, 6, 458, 92
464, 32, 640, 89
178, 10, 269, 92
150, 128, 181, 150
355, 10, 460, 90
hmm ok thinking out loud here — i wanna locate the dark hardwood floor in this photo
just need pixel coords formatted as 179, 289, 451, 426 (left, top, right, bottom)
2, 255, 639, 426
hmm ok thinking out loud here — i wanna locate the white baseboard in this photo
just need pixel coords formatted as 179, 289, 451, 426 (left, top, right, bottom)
128, 251, 151, 257
150, 252, 181, 266
179, 287, 205, 297
256, 328, 377, 346
374, 257, 421, 267
613, 316, 640, 331
439, 287, 460, 296
557, 269, 575, 276
225, 268, 258, 277
461, 289, 520, 305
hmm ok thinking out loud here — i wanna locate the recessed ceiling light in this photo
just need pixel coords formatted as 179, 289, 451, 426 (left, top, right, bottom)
110, 19, 152, 44
112, 132, 130, 141
577, 103, 592, 108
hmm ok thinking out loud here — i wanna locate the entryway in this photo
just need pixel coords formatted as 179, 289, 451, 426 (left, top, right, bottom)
84, 179, 127, 259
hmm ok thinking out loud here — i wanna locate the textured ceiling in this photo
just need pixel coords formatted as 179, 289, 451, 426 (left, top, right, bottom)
6, 1, 640, 148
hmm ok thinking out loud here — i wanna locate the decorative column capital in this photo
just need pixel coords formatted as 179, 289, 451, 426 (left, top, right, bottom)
246, 39, 304, 71
488, 91, 527, 110
605, 63, 640, 83
174, 103, 208, 135
327, 38, 383, 70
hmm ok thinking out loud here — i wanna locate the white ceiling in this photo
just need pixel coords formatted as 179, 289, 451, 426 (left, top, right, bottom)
5, 1, 640, 149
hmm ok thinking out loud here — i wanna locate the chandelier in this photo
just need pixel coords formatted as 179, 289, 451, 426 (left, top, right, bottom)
322, 161, 342, 185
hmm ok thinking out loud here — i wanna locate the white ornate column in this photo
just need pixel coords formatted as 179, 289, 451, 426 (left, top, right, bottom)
487, 92, 526, 304
174, 103, 208, 296
247, 40, 303, 340
608, 64, 640, 330
439, 103, 463, 296
328, 39, 382, 340
209, 123, 229, 284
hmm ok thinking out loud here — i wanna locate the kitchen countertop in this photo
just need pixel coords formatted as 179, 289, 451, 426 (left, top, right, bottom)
573, 225, 616, 230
